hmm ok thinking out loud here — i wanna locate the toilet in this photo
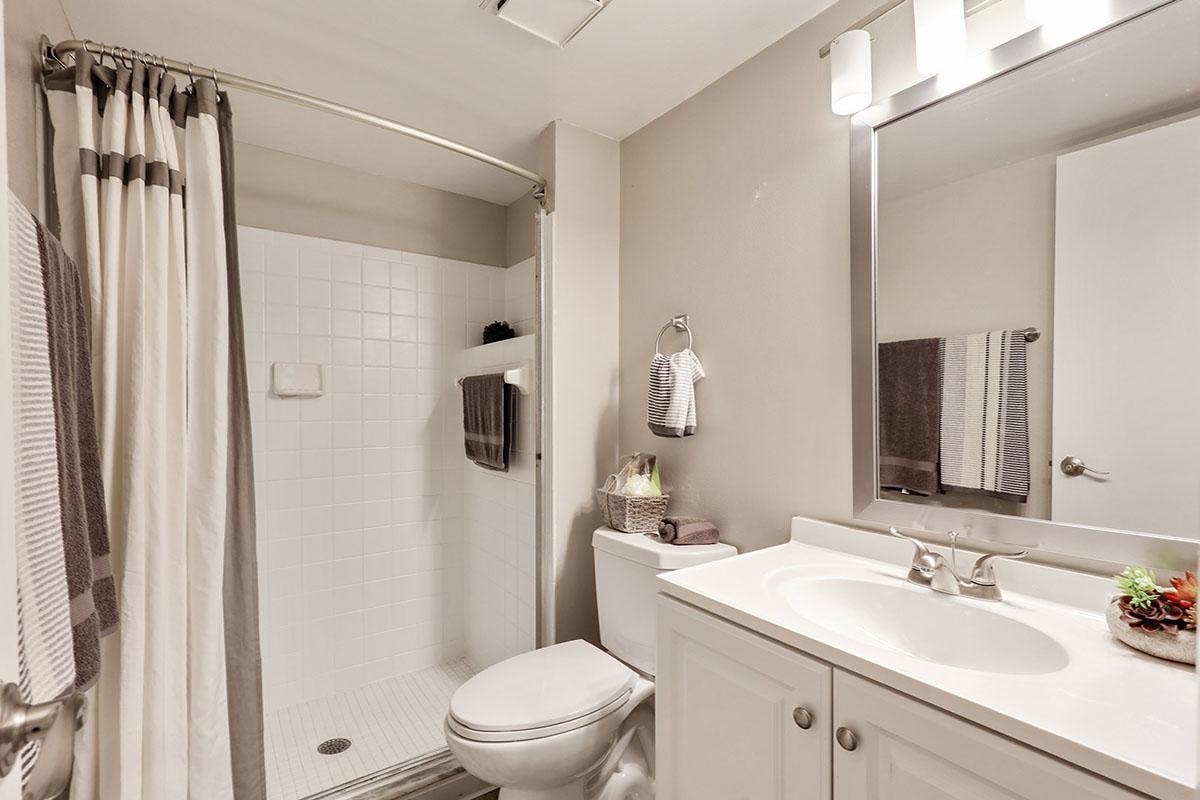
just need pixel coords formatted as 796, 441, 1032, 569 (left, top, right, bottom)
445, 527, 737, 800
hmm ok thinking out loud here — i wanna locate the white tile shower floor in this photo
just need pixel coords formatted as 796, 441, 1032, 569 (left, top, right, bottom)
265, 659, 476, 800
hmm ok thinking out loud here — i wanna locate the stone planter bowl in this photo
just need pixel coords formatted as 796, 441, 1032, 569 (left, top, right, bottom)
1106, 600, 1196, 665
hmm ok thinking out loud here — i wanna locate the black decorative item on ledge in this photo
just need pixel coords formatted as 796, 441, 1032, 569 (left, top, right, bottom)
482, 320, 517, 345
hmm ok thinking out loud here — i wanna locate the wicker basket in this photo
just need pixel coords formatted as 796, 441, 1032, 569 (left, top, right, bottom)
596, 475, 669, 533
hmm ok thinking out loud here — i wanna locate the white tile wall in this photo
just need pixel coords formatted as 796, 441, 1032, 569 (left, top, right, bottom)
504, 257, 536, 336
239, 226, 521, 712
458, 335, 538, 671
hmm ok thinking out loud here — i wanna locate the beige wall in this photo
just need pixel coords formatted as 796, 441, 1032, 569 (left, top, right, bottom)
877, 155, 1056, 519
235, 142, 509, 266
546, 121, 620, 645
4, 0, 71, 210
618, 0, 877, 555
505, 190, 538, 267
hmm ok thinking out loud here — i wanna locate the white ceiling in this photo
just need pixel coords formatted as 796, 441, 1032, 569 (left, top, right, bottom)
58, 0, 837, 205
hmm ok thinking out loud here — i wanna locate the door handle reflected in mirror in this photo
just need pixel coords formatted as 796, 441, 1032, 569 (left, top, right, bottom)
1060, 456, 1110, 478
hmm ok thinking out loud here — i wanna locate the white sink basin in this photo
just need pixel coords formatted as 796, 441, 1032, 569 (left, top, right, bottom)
776, 574, 1070, 675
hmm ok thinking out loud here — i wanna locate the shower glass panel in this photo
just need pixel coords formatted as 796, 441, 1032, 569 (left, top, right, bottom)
238, 225, 539, 800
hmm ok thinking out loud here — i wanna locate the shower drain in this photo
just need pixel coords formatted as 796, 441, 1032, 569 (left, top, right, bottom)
316, 737, 352, 756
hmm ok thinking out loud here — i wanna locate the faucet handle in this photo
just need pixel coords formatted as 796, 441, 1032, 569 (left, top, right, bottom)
889, 527, 928, 555
889, 528, 942, 575
969, 550, 1029, 586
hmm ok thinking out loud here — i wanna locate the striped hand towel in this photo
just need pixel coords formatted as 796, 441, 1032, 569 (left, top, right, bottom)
648, 349, 705, 437
939, 330, 1030, 502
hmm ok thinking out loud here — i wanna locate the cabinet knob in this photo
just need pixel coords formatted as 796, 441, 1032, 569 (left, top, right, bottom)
835, 726, 859, 751
792, 706, 813, 730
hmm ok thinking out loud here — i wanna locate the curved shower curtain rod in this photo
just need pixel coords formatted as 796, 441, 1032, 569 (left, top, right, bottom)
44, 36, 550, 207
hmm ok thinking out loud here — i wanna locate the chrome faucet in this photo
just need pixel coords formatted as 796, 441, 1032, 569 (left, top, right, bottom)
889, 528, 1027, 602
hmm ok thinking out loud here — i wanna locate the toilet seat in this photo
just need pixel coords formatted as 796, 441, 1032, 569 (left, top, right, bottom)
448, 641, 636, 744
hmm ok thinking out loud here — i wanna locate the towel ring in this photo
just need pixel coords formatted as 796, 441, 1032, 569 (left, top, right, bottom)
655, 315, 693, 355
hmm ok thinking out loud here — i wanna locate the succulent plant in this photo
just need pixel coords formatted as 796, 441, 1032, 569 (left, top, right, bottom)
1163, 570, 1197, 607
1117, 596, 1185, 634
1114, 566, 1162, 610
1163, 571, 1197, 631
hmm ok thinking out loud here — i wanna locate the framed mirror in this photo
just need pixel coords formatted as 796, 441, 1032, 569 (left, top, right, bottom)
851, 0, 1200, 570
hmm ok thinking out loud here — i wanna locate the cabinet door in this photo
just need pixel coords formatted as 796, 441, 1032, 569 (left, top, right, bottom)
833, 671, 1146, 800
657, 596, 832, 800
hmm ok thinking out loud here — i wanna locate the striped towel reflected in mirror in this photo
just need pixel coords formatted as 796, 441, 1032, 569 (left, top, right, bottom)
939, 330, 1031, 503
877, 329, 1031, 503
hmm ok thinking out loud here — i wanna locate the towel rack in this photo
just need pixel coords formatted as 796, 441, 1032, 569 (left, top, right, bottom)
1021, 327, 1040, 343
655, 314, 693, 355
455, 362, 532, 396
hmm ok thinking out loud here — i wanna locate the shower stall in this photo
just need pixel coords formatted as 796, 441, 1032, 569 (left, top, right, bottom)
241, 226, 544, 800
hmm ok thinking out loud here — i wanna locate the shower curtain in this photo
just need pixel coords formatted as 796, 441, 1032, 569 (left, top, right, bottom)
42, 52, 265, 800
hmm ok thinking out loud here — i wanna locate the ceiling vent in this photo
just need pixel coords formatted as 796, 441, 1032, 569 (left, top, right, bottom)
484, 0, 609, 48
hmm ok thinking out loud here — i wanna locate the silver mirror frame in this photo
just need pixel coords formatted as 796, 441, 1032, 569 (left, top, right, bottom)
850, 0, 1197, 573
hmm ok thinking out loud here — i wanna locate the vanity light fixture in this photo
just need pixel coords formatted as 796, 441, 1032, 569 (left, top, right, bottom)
912, 0, 968, 75
830, 30, 874, 116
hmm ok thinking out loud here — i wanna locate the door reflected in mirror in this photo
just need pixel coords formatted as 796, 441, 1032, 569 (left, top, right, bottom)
873, 1, 1200, 539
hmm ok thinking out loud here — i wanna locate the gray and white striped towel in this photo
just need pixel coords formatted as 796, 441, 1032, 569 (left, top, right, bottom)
9, 192, 77, 780
648, 349, 705, 437
939, 330, 1030, 502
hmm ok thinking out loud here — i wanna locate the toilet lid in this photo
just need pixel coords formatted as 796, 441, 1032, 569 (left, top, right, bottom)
449, 640, 636, 734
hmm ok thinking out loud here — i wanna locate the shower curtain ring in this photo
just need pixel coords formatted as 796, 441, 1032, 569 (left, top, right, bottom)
211, 67, 222, 96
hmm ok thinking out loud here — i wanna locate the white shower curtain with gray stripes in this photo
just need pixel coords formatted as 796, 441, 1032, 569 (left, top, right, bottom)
44, 51, 264, 800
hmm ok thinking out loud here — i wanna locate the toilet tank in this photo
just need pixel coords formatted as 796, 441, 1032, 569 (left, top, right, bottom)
592, 527, 737, 676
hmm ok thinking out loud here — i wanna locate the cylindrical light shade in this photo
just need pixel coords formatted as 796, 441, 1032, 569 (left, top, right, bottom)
1024, 0, 1052, 21
912, 0, 968, 76
830, 30, 873, 116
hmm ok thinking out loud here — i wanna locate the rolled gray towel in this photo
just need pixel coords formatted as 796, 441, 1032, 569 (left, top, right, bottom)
658, 516, 720, 546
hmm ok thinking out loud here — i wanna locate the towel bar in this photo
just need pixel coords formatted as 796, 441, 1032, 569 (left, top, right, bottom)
455, 362, 532, 395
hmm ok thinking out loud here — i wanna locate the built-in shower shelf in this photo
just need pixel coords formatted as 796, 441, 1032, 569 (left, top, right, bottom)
457, 335, 535, 396
464, 334, 534, 354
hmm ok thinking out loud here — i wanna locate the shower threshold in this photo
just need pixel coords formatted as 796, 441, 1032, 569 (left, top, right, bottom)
301, 749, 488, 800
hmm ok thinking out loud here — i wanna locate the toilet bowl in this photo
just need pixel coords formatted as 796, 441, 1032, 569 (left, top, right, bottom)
446, 528, 737, 799
445, 641, 655, 800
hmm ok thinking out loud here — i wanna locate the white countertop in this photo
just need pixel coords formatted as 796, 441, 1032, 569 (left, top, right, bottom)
657, 518, 1196, 800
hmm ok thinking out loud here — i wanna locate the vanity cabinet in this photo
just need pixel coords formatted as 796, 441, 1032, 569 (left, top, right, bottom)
656, 597, 833, 800
657, 597, 1149, 800
832, 670, 1145, 800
